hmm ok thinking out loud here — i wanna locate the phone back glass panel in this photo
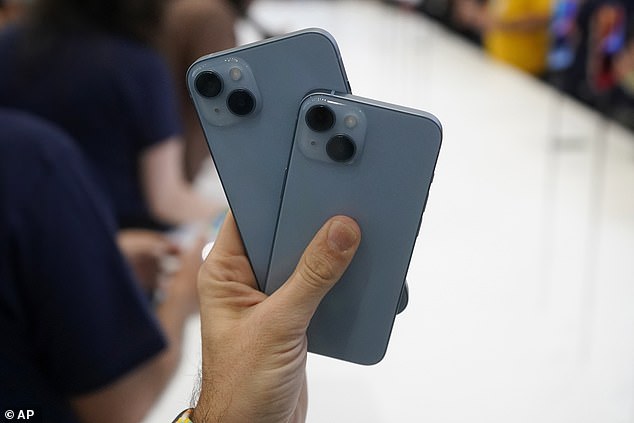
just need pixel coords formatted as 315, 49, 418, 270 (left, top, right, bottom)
187, 29, 351, 288
266, 92, 442, 364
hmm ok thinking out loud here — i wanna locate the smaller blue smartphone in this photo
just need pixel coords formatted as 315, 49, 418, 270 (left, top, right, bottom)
266, 92, 442, 365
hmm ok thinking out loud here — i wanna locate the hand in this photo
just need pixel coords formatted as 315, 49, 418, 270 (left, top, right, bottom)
116, 229, 179, 293
160, 235, 207, 316
193, 212, 361, 423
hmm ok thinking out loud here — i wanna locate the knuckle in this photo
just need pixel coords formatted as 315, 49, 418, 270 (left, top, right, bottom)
299, 250, 338, 289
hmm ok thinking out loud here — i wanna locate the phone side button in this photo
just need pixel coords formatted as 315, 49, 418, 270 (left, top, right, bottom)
414, 206, 426, 239
279, 168, 288, 201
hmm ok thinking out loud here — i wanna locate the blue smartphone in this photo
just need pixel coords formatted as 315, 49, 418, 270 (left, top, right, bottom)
187, 29, 351, 288
266, 92, 442, 364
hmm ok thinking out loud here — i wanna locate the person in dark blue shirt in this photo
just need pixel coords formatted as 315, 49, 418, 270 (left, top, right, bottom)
1, 108, 365, 423
0, 0, 224, 230
0, 109, 201, 422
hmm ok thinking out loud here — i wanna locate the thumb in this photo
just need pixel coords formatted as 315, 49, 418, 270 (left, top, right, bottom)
270, 216, 361, 326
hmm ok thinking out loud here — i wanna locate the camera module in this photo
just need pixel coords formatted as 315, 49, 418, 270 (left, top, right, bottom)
305, 105, 335, 132
195, 71, 223, 98
326, 135, 356, 162
227, 89, 256, 116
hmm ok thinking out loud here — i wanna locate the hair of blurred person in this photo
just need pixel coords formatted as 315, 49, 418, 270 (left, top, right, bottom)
0, 0, 224, 230
0, 108, 201, 423
226, 0, 251, 16
0, 0, 30, 27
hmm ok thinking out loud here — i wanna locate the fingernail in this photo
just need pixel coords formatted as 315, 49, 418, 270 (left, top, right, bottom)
327, 219, 359, 252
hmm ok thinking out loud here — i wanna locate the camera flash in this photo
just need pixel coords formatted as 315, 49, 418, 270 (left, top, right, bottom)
229, 67, 242, 81
344, 115, 358, 129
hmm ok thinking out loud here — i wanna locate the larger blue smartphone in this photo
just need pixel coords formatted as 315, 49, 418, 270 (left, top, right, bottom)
187, 29, 351, 288
265, 92, 442, 364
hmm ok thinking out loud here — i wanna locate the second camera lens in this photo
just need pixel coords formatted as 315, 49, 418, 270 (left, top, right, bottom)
195, 71, 223, 98
227, 89, 256, 116
326, 135, 356, 162
305, 105, 335, 132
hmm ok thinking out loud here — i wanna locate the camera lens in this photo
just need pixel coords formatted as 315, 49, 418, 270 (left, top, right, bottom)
195, 71, 223, 98
227, 89, 255, 116
305, 105, 335, 132
326, 135, 356, 162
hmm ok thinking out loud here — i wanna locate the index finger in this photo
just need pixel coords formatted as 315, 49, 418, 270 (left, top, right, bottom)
209, 211, 245, 258
199, 212, 259, 291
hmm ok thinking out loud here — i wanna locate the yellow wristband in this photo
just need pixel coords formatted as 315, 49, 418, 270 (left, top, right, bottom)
172, 408, 194, 423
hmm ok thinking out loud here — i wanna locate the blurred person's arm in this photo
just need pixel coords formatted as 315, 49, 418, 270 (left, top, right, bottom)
1, 110, 193, 423
140, 137, 224, 225
71, 239, 202, 423
119, 40, 225, 220
163, 0, 237, 69
117, 229, 180, 293
161, 0, 239, 181
191, 213, 360, 422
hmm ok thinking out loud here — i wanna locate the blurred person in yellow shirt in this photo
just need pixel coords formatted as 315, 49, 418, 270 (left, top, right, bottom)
456, 0, 555, 76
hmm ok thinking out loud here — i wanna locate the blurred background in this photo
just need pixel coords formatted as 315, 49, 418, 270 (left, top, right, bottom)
2, 0, 633, 422
146, 1, 634, 421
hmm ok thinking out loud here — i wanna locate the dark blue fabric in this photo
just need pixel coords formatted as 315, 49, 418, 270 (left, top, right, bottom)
0, 109, 166, 422
0, 24, 182, 228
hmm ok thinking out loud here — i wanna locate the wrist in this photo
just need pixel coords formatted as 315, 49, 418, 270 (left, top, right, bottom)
191, 385, 214, 423
190, 407, 206, 423
190, 380, 235, 423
